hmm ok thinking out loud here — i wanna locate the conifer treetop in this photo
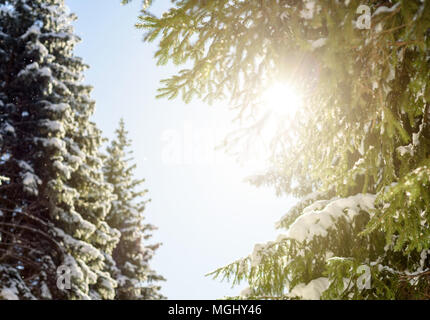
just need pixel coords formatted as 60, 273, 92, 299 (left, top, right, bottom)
104, 119, 165, 300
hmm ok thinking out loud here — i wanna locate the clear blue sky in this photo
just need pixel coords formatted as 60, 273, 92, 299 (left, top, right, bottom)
67, 0, 295, 299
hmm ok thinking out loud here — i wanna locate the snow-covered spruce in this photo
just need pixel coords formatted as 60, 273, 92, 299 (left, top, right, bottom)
0, 0, 119, 299
103, 119, 165, 300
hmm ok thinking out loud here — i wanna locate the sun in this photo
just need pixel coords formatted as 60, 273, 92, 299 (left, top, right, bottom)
261, 82, 303, 117
211, 82, 305, 177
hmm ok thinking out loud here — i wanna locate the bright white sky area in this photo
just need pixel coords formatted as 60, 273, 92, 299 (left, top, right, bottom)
67, 0, 296, 299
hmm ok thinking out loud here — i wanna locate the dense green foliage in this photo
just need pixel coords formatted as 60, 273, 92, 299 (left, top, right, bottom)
138, 0, 430, 299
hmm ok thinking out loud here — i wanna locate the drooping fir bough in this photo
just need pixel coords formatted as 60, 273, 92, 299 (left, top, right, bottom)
0, 0, 163, 300
137, 0, 430, 299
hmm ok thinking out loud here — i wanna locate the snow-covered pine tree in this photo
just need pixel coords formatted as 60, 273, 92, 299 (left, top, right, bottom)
137, 0, 430, 299
104, 119, 164, 300
0, 0, 119, 299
